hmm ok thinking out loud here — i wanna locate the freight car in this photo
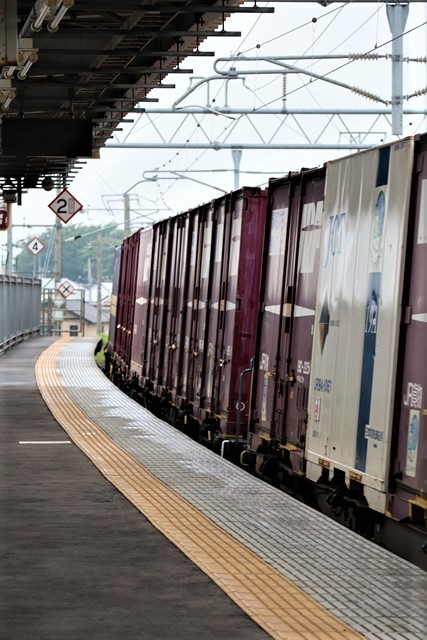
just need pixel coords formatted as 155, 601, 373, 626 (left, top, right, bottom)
245, 137, 427, 568
106, 136, 427, 569
108, 187, 267, 443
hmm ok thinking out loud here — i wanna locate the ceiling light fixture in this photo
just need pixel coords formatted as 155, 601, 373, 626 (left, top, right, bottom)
2, 66, 16, 79
0, 80, 16, 111
17, 51, 39, 80
31, 0, 57, 32
48, 0, 74, 33
1, 90, 16, 111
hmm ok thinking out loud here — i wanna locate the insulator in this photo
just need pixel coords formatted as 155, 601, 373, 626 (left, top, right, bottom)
414, 57, 427, 63
282, 74, 287, 98
412, 87, 427, 97
348, 52, 379, 60
351, 86, 382, 103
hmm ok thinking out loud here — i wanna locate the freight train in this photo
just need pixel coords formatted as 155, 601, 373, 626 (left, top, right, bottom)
106, 135, 427, 569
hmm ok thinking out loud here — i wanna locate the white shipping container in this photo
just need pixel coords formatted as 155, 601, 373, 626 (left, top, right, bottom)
305, 138, 415, 513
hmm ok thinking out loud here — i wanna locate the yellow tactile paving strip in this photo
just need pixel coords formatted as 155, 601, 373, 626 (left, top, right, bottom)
36, 338, 364, 640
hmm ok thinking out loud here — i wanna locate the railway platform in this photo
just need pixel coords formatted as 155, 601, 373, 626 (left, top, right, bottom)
1, 336, 427, 640
1, 338, 269, 640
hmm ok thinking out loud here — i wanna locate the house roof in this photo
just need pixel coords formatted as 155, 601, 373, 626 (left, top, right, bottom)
65, 297, 109, 324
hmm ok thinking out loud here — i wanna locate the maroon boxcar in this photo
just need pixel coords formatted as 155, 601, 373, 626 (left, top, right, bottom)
142, 218, 173, 397
161, 211, 192, 405
189, 187, 267, 440
177, 202, 215, 415
129, 227, 153, 382
114, 230, 140, 374
388, 136, 427, 526
107, 245, 122, 362
248, 168, 326, 474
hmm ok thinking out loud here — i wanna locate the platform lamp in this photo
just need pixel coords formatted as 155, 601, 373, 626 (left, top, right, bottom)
31, 0, 56, 32
47, 0, 74, 32
30, 0, 74, 33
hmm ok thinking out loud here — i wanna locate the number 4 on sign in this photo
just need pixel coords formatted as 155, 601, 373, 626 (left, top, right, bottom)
48, 188, 83, 224
27, 237, 45, 256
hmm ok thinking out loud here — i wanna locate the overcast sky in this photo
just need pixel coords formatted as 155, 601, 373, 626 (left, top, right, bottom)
3, 1, 427, 257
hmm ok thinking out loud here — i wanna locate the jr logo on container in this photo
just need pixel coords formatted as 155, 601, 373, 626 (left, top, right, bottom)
318, 212, 346, 354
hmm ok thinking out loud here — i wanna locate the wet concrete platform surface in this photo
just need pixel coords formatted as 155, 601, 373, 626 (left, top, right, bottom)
0, 338, 269, 640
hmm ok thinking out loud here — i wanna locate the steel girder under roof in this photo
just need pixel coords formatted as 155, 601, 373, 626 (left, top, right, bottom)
0, 0, 272, 203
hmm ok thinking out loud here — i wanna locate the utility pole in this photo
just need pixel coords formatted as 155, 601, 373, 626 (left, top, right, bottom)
53, 215, 62, 337
96, 228, 102, 335
123, 193, 131, 238
387, 2, 409, 135
231, 149, 242, 190
6, 203, 13, 274
53, 216, 62, 286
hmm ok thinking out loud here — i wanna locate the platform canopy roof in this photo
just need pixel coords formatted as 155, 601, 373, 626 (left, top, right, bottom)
0, 0, 271, 203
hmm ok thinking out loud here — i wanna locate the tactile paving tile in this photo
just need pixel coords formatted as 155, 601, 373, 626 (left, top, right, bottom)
37, 340, 362, 640
49, 339, 427, 640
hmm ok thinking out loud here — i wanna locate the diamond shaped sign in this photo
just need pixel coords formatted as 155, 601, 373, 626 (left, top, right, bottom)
49, 188, 83, 223
26, 237, 45, 256
57, 280, 74, 298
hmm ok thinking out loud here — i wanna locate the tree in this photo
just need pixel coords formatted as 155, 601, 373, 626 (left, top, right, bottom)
15, 224, 125, 282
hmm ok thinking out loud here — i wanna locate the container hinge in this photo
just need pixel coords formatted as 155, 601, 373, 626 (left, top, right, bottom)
403, 305, 412, 325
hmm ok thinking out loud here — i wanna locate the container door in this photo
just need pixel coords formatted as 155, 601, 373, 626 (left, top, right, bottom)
180, 207, 204, 402
191, 203, 216, 414
251, 177, 294, 445
280, 169, 325, 470
115, 231, 140, 368
166, 213, 192, 401
131, 228, 153, 379
204, 195, 232, 417
108, 245, 122, 355
391, 144, 427, 516
146, 219, 173, 391
217, 188, 267, 437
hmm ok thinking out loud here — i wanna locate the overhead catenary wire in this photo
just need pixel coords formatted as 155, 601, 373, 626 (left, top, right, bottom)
121, 1, 367, 194
135, 3, 427, 184
40, 2, 427, 235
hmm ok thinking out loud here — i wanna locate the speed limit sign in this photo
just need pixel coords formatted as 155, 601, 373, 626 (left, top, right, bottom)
48, 188, 83, 223
27, 237, 45, 256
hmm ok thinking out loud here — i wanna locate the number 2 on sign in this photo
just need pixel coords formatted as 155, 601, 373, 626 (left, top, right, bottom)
56, 199, 67, 214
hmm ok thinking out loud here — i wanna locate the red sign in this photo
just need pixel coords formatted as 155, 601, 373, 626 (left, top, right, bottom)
0, 207, 9, 230
48, 188, 83, 224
